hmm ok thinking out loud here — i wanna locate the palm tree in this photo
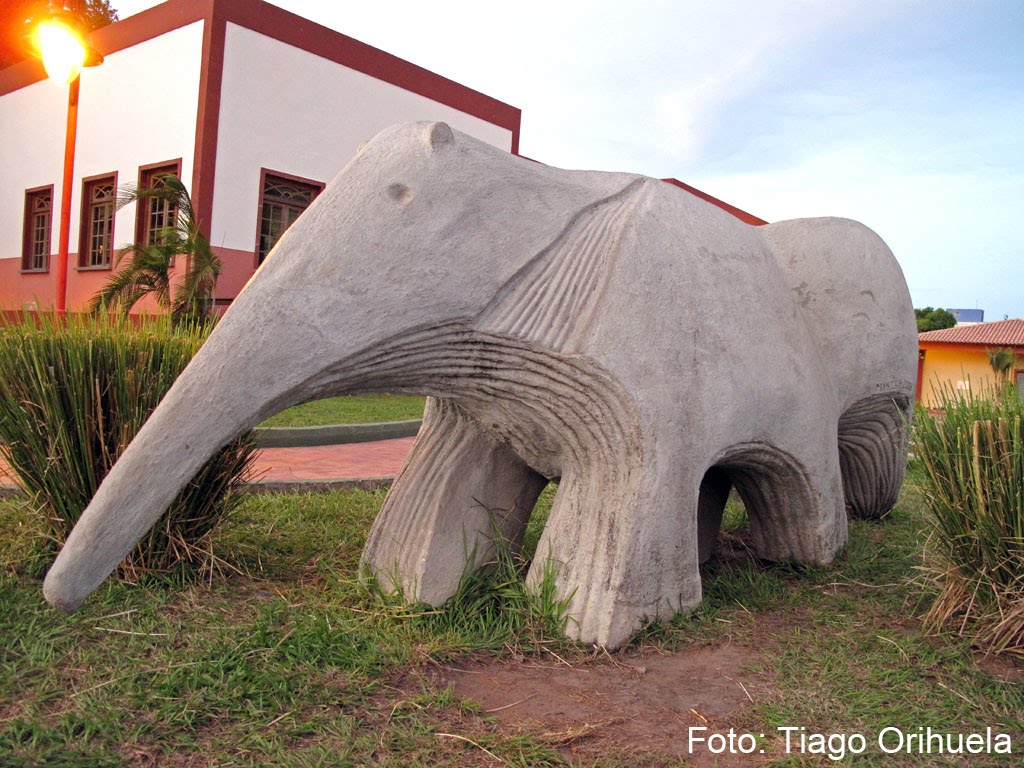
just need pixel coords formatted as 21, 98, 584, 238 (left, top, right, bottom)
986, 347, 1014, 400
89, 176, 220, 324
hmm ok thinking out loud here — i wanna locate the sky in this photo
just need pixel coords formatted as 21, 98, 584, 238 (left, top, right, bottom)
113, 0, 1024, 320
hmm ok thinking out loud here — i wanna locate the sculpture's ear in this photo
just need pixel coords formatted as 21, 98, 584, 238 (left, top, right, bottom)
423, 122, 455, 152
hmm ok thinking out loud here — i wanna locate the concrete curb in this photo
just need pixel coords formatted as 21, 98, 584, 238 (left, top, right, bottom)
253, 420, 421, 448
0, 485, 24, 500
246, 476, 395, 494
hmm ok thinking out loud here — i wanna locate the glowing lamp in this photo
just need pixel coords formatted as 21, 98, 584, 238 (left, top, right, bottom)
36, 18, 87, 85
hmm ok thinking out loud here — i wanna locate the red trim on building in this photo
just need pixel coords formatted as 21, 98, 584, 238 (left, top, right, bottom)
89, 0, 212, 55
0, 0, 210, 95
192, 1, 226, 240
661, 178, 768, 226
0, 57, 45, 95
1, 0, 522, 242
919, 340, 1024, 354
210, 245, 258, 300
0, 254, 120, 311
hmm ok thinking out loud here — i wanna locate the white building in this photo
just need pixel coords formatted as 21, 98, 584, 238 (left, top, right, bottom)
0, 0, 520, 312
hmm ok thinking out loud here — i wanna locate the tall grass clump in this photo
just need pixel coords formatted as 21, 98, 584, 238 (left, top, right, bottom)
0, 312, 258, 577
368, 500, 573, 651
431, 532, 573, 649
914, 383, 1024, 655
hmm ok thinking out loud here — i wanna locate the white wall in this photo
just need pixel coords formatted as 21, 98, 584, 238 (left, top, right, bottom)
211, 23, 515, 252
0, 21, 205, 262
0, 79, 74, 262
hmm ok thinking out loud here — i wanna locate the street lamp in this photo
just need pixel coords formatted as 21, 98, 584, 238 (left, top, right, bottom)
36, 16, 87, 84
30, 2, 103, 314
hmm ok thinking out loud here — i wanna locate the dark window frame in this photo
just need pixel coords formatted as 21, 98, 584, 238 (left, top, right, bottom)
21, 185, 54, 273
254, 168, 324, 267
135, 158, 183, 248
77, 171, 118, 270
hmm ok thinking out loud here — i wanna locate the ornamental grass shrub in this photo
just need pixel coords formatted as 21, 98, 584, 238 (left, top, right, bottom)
0, 312, 258, 578
914, 385, 1024, 656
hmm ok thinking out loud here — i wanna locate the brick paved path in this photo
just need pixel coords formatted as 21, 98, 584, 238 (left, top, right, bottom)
0, 437, 415, 492
252, 437, 413, 481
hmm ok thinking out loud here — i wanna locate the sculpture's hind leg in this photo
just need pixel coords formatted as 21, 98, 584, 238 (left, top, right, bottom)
362, 397, 546, 604
838, 394, 911, 520
710, 433, 847, 565
522, 425, 848, 648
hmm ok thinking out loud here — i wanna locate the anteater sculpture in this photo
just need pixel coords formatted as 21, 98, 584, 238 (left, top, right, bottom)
44, 122, 917, 648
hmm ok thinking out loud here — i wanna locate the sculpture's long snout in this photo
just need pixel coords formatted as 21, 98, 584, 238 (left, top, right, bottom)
41, 306, 311, 611
42, 121, 481, 611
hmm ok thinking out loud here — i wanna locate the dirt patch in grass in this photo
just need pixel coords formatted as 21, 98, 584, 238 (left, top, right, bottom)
422, 641, 775, 767
975, 651, 1024, 683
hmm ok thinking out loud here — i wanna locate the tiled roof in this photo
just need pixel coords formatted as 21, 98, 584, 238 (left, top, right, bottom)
919, 318, 1024, 346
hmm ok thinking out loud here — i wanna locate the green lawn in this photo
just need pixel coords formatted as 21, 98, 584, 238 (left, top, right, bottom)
1, 472, 1021, 766
260, 394, 426, 428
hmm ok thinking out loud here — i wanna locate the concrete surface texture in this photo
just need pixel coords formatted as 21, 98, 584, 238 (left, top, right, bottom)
43, 121, 917, 649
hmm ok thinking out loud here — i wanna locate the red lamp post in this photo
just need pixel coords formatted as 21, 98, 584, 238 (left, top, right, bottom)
33, 2, 103, 313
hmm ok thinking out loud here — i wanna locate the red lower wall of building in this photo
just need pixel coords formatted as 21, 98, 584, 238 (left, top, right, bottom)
0, 245, 259, 315
214, 246, 259, 303
0, 258, 118, 313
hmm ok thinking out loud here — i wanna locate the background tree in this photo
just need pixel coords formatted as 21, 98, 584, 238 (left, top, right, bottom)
987, 346, 1014, 390
915, 307, 957, 333
90, 175, 221, 324
80, 0, 116, 30
1, 0, 118, 69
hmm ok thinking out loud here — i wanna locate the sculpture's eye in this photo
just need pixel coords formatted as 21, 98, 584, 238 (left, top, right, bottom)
387, 183, 414, 205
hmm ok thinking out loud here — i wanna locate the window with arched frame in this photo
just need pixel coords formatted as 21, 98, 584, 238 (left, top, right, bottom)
256, 171, 323, 265
136, 161, 182, 247
22, 186, 53, 272
79, 173, 117, 269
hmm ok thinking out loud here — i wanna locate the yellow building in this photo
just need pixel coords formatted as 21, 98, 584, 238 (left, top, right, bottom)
917, 319, 1024, 407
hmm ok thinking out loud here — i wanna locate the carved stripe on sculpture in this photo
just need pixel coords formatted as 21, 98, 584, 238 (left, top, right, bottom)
838, 394, 910, 520
315, 323, 643, 480
709, 442, 822, 562
479, 178, 649, 352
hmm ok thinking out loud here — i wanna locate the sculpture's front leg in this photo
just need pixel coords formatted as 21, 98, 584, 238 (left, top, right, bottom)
361, 397, 546, 604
